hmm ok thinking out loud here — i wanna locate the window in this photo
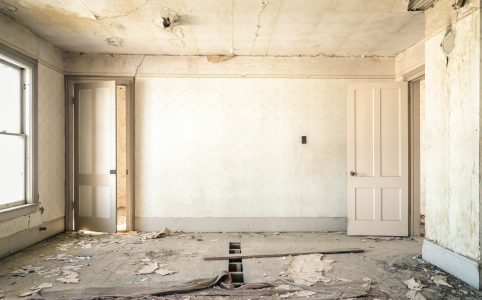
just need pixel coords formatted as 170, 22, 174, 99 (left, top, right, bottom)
0, 46, 36, 211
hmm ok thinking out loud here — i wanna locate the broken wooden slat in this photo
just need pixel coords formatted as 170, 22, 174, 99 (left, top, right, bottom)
203, 248, 364, 261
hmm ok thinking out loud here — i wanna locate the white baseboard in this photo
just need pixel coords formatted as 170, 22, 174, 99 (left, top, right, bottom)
135, 217, 346, 232
0, 217, 64, 259
422, 239, 480, 290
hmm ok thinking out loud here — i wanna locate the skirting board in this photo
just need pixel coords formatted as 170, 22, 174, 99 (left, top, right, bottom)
135, 217, 346, 232
422, 239, 480, 290
0, 217, 64, 259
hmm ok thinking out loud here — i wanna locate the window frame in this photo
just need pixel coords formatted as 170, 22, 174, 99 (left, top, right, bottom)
0, 43, 38, 217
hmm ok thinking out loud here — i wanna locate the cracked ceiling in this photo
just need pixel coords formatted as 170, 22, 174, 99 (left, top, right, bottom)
0, 0, 424, 57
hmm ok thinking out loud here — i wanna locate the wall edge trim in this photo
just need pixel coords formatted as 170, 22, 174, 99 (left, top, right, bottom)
0, 217, 65, 259
134, 217, 347, 232
422, 239, 480, 290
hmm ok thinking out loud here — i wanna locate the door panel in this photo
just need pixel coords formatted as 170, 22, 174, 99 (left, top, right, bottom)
74, 81, 116, 233
347, 82, 408, 236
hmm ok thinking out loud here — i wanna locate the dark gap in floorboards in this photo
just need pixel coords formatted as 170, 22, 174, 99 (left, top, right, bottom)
228, 242, 244, 286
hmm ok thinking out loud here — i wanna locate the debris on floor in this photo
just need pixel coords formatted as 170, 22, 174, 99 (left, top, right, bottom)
18, 283, 52, 297
0, 232, 481, 299
135, 261, 158, 275
144, 227, 172, 239
431, 275, 452, 287
155, 267, 177, 276
285, 254, 334, 285
404, 277, 425, 299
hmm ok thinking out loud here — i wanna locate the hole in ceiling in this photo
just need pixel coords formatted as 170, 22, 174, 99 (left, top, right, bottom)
162, 17, 171, 28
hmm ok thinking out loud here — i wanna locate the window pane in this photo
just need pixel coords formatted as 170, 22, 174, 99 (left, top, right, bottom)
0, 62, 21, 133
0, 135, 25, 206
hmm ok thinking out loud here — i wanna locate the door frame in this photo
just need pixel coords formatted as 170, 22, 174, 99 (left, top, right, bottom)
65, 77, 135, 232
408, 72, 425, 236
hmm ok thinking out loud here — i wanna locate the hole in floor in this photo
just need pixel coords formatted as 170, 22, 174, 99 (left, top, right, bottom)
228, 242, 244, 286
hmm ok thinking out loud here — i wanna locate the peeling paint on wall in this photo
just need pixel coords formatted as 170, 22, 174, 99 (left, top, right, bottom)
440, 28, 455, 66
106, 37, 124, 47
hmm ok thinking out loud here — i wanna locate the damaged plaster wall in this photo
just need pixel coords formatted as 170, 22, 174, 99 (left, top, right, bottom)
0, 13, 65, 257
423, 0, 480, 261
65, 53, 393, 232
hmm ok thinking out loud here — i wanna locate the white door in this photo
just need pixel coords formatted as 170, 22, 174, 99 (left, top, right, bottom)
74, 81, 117, 233
347, 82, 408, 236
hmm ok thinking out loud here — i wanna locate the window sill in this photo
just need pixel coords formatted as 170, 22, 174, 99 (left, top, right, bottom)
0, 203, 38, 223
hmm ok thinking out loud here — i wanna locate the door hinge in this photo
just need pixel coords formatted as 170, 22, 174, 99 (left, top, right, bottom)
72, 96, 75, 105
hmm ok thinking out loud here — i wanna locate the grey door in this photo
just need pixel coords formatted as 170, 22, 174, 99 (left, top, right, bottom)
74, 81, 116, 233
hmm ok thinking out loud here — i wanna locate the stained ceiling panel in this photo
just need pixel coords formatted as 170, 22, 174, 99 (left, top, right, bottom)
0, 0, 424, 56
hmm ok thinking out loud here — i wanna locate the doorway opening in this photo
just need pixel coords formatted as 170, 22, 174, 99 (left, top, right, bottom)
66, 78, 134, 234
116, 85, 127, 232
409, 75, 425, 236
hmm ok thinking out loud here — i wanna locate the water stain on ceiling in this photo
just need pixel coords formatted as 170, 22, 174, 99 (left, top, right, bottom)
0, 0, 424, 57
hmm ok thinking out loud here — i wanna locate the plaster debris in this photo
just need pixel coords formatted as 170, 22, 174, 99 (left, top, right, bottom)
431, 275, 452, 287
404, 278, 424, 290
57, 242, 74, 251
406, 289, 427, 300
279, 290, 316, 298
404, 278, 426, 299
57, 272, 80, 284
285, 254, 334, 285
135, 261, 158, 274
155, 268, 177, 276
45, 254, 69, 261
31, 283, 53, 290
19, 283, 52, 297
11, 265, 43, 277
18, 289, 40, 297
146, 227, 171, 239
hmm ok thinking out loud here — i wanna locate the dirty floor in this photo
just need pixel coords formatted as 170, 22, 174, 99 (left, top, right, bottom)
0, 231, 480, 299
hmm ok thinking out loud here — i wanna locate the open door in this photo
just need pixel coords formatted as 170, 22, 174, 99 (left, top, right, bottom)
74, 81, 116, 233
347, 82, 408, 236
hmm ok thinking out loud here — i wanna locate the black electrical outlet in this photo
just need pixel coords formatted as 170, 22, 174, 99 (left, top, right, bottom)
302, 136, 307, 144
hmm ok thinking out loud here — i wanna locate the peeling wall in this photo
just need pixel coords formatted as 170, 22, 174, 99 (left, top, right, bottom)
0, 14, 65, 254
423, 0, 481, 261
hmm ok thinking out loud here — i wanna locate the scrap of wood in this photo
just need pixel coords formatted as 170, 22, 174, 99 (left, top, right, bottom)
203, 248, 364, 261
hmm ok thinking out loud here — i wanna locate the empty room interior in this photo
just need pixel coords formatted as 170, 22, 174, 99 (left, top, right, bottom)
1, 0, 482, 298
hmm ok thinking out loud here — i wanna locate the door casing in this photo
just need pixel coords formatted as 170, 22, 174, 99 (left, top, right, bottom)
65, 77, 135, 232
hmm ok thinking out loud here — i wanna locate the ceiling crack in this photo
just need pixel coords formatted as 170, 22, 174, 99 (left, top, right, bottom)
134, 54, 147, 77
250, 0, 269, 55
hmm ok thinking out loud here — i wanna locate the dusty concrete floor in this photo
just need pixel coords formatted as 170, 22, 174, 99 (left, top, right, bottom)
0, 231, 480, 299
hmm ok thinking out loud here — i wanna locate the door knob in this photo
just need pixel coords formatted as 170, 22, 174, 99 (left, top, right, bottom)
349, 171, 357, 176
110, 169, 117, 175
